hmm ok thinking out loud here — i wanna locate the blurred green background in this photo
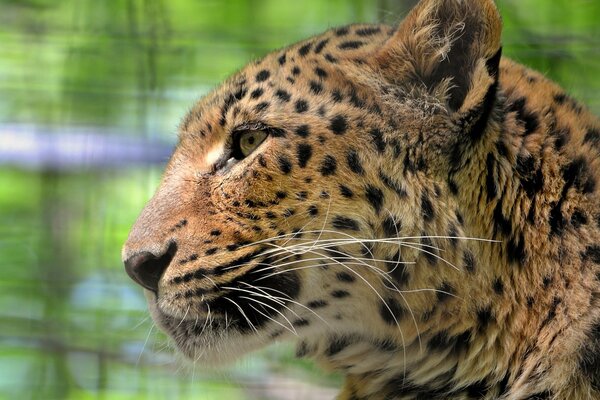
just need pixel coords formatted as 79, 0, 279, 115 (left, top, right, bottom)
0, 0, 598, 399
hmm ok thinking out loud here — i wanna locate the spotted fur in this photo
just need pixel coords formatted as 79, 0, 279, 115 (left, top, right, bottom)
123, 0, 600, 398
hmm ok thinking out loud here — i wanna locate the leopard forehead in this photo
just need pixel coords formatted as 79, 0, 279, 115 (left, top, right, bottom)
176, 24, 396, 158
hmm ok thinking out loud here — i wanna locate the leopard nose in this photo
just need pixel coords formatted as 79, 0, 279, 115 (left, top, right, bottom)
124, 242, 177, 292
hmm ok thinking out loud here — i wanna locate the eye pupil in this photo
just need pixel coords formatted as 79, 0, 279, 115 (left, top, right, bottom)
248, 136, 255, 145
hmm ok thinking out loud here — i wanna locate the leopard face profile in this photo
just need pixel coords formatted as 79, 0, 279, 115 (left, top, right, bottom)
122, 0, 600, 398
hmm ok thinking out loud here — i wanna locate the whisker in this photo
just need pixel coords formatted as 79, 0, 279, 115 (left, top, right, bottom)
222, 296, 258, 334
238, 295, 298, 335
240, 282, 331, 328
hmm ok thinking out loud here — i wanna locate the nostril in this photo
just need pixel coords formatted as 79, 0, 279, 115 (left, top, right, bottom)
124, 242, 177, 292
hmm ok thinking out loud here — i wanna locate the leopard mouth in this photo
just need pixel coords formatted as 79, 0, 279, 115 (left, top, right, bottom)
149, 250, 302, 357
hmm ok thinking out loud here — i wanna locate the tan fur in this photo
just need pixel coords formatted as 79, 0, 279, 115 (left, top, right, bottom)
123, 0, 600, 398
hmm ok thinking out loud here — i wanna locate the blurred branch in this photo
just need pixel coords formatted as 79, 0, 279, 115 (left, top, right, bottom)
0, 124, 174, 171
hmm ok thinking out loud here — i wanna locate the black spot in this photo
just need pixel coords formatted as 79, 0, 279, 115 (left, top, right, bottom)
428, 330, 471, 354
278, 53, 286, 65
282, 208, 295, 218
506, 234, 527, 265
210, 229, 221, 236
508, 97, 539, 135
465, 381, 490, 398
348, 88, 365, 108
295, 125, 310, 138
370, 128, 386, 153
329, 115, 348, 135
332, 216, 360, 231
250, 88, 264, 99
380, 297, 404, 325
277, 156, 292, 174
421, 236, 437, 266
388, 254, 409, 286
496, 140, 509, 158
335, 27, 349, 36
326, 335, 354, 356
276, 191, 287, 199
293, 318, 309, 327
254, 101, 269, 112
295, 99, 309, 113
291, 66, 301, 75
331, 90, 343, 102
554, 93, 567, 104
571, 209, 587, 228
524, 391, 552, 400
542, 275, 552, 288
583, 245, 600, 264
493, 278, 504, 294
275, 89, 291, 102
379, 170, 407, 197
257, 155, 267, 168
584, 127, 600, 149
265, 211, 277, 219
476, 306, 493, 330
295, 191, 308, 200
309, 80, 323, 95
436, 282, 454, 302
516, 154, 544, 198
382, 216, 401, 237
540, 296, 561, 328
493, 201, 512, 236
205, 248, 218, 256
314, 38, 329, 54
298, 42, 312, 56
320, 155, 337, 176
314, 67, 327, 78
563, 157, 596, 194
295, 340, 311, 357
346, 149, 364, 174
256, 70, 270, 82
356, 26, 381, 36
331, 290, 350, 298
325, 53, 338, 63
336, 271, 355, 283
338, 41, 364, 50
486, 153, 498, 200
421, 191, 434, 222
296, 143, 313, 168
269, 127, 286, 138
365, 185, 384, 213
339, 184, 354, 198
307, 299, 328, 309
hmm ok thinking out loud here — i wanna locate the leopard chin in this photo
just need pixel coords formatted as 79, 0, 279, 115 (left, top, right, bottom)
145, 290, 271, 365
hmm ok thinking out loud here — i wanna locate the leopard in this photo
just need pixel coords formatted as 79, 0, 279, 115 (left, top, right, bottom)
122, 0, 600, 398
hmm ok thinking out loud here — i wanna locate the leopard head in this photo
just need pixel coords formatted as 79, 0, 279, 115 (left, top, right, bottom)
123, 0, 502, 371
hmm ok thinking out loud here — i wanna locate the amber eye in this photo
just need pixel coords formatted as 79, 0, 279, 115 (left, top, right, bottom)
232, 130, 268, 159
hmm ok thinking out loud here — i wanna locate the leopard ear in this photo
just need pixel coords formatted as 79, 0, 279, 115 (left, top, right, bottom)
374, 0, 502, 113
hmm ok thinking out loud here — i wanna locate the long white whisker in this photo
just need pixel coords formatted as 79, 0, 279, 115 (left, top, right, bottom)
240, 282, 331, 328
222, 296, 258, 334
237, 295, 298, 335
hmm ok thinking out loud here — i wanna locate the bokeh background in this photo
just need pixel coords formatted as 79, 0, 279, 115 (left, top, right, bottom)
1, 0, 599, 399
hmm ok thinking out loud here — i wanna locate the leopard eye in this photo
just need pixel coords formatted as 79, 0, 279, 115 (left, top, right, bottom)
232, 130, 268, 159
